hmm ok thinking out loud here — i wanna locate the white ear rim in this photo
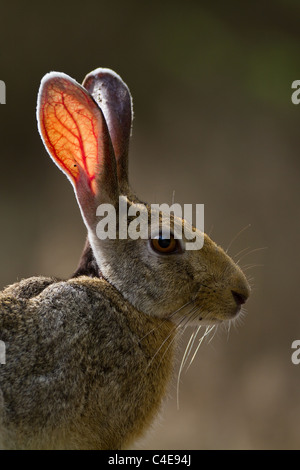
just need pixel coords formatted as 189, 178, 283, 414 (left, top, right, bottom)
36, 71, 99, 190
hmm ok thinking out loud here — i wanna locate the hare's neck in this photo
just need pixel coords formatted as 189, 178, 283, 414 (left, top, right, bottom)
128, 312, 177, 369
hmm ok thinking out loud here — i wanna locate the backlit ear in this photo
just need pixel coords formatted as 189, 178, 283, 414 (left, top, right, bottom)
82, 68, 133, 191
37, 72, 119, 227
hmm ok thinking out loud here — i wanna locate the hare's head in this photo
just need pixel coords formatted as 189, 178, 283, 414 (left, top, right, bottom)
37, 68, 250, 326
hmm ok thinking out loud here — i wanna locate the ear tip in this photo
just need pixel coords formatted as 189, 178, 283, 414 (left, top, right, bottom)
83, 68, 133, 118
38, 71, 80, 94
40, 71, 69, 85
36, 70, 90, 140
83, 67, 131, 95
36, 71, 93, 116
84, 67, 124, 82
36, 72, 68, 121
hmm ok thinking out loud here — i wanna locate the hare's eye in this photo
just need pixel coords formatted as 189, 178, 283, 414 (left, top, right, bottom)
150, 234, 182, 254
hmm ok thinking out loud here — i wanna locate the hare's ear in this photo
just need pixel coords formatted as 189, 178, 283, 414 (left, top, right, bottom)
37, 72, 119, 229
82, 68, 133, 191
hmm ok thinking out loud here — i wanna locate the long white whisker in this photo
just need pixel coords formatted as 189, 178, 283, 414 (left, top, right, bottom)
176, 307, 203, 410
147, 303, 197, 371
181, 324, 202, 372
226, 318, 232, 342
233, 246, 250, 261
226, 224, 251, 254
176, 327, 196, 410
185, 325, 215, 373
242, 264, 264, 272
146, 324, 177, 370
236, 246, 267, 264
167, 299, 196, 321
156, 325, 183, 370
156, 309, 197, 371
208, 324, 218, 344
139, 299, 194, 343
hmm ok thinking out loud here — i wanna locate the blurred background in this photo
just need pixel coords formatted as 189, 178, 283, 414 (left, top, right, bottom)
0, 0, 299, 450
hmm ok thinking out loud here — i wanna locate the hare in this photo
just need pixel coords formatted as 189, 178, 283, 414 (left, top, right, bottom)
0, 68, 250, 450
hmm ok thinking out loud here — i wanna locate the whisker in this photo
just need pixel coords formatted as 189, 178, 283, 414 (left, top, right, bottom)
185, 325, 215, 372
231, 308, 246, 331
233, 246, 250, 260
146, 325, 177, 371
236, 246, 267, 264
185, 327, 207, 372
176, 326, 198, 410
242, 262, 264, 268
175, 307, 203, 409
226, 224, 251, 254
139, 299, 194, 343
156, 323, 185, 371
208, 324, 218, 344
167, 299, 196, 321
146, 304, 197, 371
176, 312, 217, 409
227, 317, 233, 341
242, 264, 264, 272
181, 324, 202, 372
181, 307, 207, 365
155, 309, 197, 372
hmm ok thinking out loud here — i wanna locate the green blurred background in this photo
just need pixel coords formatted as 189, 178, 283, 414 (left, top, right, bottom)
1, 0, 300, 449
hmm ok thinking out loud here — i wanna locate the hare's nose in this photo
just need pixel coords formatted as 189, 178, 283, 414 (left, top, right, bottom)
231, 290, 248, 306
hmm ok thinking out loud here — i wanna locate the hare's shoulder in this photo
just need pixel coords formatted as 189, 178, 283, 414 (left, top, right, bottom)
0, 276, 129, 379
0, 275, 114, 305
1, 276, 58, 300
0, 277, 58, 333
0, 276, 113, 333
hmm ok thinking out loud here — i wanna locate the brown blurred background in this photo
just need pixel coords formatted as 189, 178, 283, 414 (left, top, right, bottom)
0, 0, 300, 449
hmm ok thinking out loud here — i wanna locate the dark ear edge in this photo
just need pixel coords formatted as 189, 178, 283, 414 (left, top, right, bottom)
82, 68, 133, 191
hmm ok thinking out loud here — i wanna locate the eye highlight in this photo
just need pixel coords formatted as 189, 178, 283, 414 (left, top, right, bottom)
150, 234, 182, 254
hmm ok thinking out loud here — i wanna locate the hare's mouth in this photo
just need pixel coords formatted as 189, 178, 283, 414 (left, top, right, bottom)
209, 303, 247, 327
167, 287, 245, 327
195, 301, 244, 325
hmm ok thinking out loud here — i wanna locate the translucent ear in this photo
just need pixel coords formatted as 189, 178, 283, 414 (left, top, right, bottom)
82, 68, 133, 190
37, 72, 119, 226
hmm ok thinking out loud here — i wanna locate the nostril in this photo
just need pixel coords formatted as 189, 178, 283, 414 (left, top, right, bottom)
231, 290, 247, 306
